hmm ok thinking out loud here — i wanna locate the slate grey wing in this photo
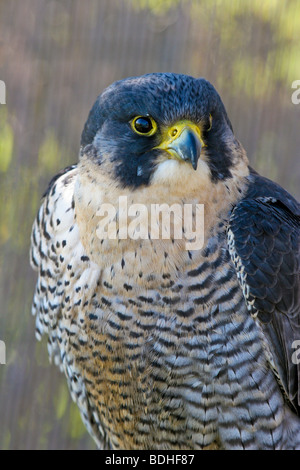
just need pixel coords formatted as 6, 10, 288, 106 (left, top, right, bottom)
227, 191, 300, 412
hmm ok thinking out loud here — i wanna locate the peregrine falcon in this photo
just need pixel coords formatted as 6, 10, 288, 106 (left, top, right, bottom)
30, 73, 300, 450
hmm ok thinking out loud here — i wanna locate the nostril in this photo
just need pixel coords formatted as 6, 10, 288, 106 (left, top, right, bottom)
171, 128, 178, 137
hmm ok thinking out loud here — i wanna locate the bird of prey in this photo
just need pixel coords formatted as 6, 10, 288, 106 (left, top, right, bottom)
30, 73, 300, 450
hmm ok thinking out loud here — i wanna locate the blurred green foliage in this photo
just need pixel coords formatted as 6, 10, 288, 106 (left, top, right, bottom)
38, 131, 65, 174
133, 0, 300, 97
0, 109, 13, 173
132, 0, 182, 14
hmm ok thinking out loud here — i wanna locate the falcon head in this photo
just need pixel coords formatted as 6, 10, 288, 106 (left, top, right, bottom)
76, 73, 250, 269
80, 73, 248, 189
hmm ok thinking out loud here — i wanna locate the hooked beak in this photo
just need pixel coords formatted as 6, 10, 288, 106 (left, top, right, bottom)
154, 121, 203, 171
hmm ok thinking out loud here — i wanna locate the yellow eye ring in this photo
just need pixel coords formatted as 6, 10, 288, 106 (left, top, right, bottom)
131, 116, 157, 136
207, 114, 213, 131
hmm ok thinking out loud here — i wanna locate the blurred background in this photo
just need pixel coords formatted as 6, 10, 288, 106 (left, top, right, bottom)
0, 0, 299, 450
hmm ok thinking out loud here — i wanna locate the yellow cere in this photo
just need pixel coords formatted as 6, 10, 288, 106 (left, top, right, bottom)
155, 120, 206, 152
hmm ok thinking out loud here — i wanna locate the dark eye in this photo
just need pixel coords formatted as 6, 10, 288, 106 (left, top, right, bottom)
131, 116, 157, 136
